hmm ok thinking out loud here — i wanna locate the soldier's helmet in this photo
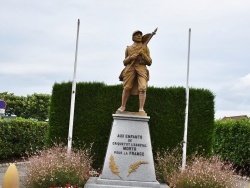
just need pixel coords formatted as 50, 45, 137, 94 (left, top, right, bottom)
132, 30, 143, 41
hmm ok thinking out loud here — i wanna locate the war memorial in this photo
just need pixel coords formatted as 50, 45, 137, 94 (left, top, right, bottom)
85, 29, 168, 188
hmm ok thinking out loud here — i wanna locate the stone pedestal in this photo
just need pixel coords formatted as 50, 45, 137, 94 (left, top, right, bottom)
85, 113, 167, 188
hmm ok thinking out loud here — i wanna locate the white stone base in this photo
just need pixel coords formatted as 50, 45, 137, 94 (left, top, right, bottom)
85, 177, 169, 188
85, 113, 167, 188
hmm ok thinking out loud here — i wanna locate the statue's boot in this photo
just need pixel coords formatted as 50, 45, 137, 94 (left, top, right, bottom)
117, 90, 130, 112
139, 91, 146, 112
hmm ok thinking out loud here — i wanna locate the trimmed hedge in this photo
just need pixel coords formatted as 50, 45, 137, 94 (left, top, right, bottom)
213, 118, 250, 166
0, 118, 48, 159
48, 82, 214, 169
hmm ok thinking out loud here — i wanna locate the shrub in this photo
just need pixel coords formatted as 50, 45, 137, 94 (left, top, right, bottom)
0, 118, 48, 160
156, 146, 241, 188
170, 156, 240, 188
155, 144, 183, 184
23, 145, 92, 188
214, 118, 250, 167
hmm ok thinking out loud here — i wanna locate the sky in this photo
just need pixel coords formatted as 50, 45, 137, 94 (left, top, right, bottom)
0, 0, 249, 119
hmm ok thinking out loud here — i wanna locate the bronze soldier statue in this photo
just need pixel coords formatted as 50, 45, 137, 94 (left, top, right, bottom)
117, 29, 157, 114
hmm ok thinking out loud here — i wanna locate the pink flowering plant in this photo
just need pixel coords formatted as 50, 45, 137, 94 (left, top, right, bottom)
23, 145, 92, 188
155, 145, 242, 188
170, 156, 241, 188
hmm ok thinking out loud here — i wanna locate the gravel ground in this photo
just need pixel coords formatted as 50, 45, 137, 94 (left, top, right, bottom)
0, 162, 249, 188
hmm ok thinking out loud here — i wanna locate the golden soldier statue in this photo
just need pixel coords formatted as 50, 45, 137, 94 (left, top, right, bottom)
117, 29, 157, 113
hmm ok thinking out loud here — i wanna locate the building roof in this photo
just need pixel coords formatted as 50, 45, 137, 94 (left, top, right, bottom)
221, 115, 249, 121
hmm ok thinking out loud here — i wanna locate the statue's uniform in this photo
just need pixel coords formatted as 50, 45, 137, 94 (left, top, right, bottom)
122, 43, 152, 95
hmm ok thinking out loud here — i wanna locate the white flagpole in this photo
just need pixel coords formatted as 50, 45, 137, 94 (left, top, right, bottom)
182, 28, 191, 171
68, 19, 80, 153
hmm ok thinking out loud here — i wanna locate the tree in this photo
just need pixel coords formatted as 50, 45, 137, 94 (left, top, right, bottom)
0, 92, 26, 117
0, 92, 50, 121
22, 93, 51, 121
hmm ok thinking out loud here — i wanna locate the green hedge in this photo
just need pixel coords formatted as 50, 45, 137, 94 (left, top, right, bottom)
48, 82, 214, 169
0, 118, 48, 159
213, 118, 250, 166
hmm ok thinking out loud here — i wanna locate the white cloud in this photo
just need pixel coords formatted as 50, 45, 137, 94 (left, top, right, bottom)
239, 73, 250, 86
229, 73, 250, 93
215, 73, 250, 118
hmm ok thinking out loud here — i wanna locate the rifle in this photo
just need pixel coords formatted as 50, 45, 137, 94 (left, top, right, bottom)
142, 27, 158, 46
120, 28, 158, 80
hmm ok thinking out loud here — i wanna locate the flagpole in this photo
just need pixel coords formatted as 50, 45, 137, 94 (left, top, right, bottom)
182, 28, 191, 171
68, 19, 80, 153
